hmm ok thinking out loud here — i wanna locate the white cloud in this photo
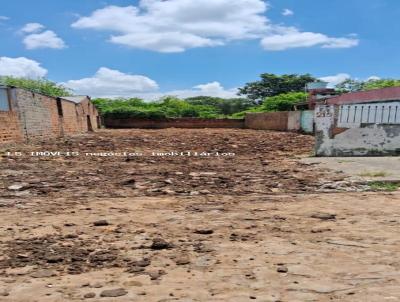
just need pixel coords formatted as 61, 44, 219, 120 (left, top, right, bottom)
367, 75, 381, 81
72, 1, 267, 52
71, 0, 358, 53
319, 73, 351, 87
63, 67, 159, 97
21, 22, 45, 33
261, 30, 359, 51
63, 67, 237, 99
0, 56, 48, 78
23, 30, 66, 49
0, 16, 9, 21
20, 23, 66, 49
319, 74, 383, 87
282, 9, 294, 16
161, 81, 238, 99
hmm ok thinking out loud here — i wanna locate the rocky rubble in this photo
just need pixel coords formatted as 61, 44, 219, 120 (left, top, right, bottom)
0, 129, 368, 204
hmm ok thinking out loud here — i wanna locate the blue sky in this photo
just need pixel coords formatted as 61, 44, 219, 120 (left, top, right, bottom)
0, 0, 399, 98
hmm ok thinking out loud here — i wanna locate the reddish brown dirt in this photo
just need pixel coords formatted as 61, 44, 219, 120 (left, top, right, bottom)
0, 129, 348, 200
0, 129, 398, 301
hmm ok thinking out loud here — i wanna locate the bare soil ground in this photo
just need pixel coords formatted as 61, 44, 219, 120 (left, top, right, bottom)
0, 129, 399, 302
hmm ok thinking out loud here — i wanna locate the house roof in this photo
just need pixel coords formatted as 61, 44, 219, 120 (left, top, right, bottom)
61, 96, 90, 103
327, 86, 400, 105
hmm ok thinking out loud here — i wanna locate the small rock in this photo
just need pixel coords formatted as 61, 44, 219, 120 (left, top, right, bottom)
100, 288, 128, 297
147, 270, 166, 280
194, 229, 214, 235
7, 183, 29, 191
0, 291, 9, 297
162, 189, 175, 195
176, 255, 190, 265
93, 220, 110, 226
164, 179, 173, 184
31, 270, 57, 278
83, 292, 96, 299
199, 190, 211, 195
121, 178, 136, 185
92, 283, 103, 288
46, 254, 64, 263
190, 191, 200, 196
310, 213, 336, 220
150, 238, 172, 250
277, 266, 288, 273
127, 266, 145, 273
311, 227, 332, 233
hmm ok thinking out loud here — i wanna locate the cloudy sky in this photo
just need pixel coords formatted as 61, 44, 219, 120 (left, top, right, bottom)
0, 0, 399, 98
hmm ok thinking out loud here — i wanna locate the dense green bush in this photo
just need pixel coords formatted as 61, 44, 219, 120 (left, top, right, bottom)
228, 92, 307, 118
93, 96, 222, 119
262, 92, 308, 111
0, 76, 72, 97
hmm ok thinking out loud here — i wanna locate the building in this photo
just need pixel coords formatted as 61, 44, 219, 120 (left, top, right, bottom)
314, 87, 400, 156
0, 86, 100, 144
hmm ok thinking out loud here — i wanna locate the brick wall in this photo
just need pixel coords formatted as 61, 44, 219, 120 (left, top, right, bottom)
11, 89, 55, 141
79, 99, 100, 131
245, 112, 289, 131
59, 100, 82, 135
105, 117, 245, 129
1, 88, 100, 144
0, 111, 23, 143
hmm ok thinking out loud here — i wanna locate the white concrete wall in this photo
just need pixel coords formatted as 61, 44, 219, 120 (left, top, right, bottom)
315, 103, 400, 156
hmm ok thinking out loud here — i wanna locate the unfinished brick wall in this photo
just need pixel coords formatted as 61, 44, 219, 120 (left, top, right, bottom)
105, 117, 245, 129
1, 88, 100, 144
59, 100, 82, 135
0, 111, 23, 143
79, 99, 100, 131
245, 112, 289, 131
11, 89, 55, 141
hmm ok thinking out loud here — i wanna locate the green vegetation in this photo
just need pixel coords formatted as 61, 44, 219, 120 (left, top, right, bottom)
0, 76, 72, 97
231, 92, 308, 117
93, 92, 307, 120
185, 96, 256, 115
238, 73, 316, 102
336, 78, 400, 92
93, 96, 228, 119
369, 182, 399, 192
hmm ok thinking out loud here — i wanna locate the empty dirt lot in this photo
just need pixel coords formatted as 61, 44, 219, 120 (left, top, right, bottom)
0, 129, 399, 302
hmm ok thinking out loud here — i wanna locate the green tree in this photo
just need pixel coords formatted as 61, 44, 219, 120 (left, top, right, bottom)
0, 76, 72, 97
335, 78, 400, 92
363, 79, 400, 90
238, 73, 316, 102
185, 96, 256, 115
262, 92, 308, 112
335, 79, 365, 92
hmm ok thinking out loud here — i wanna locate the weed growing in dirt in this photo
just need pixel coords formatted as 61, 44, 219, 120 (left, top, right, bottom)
369, 182, 399, 192
359, 171, 389, 177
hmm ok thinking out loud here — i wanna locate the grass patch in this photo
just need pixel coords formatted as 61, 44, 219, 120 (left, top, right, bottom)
359, 171, 390, 177
369, 182, 400, 192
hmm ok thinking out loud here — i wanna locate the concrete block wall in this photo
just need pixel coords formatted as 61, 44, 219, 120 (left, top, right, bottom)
0, 111, 23, 143
288, 111, 301, 131
315, 104, 400, 156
